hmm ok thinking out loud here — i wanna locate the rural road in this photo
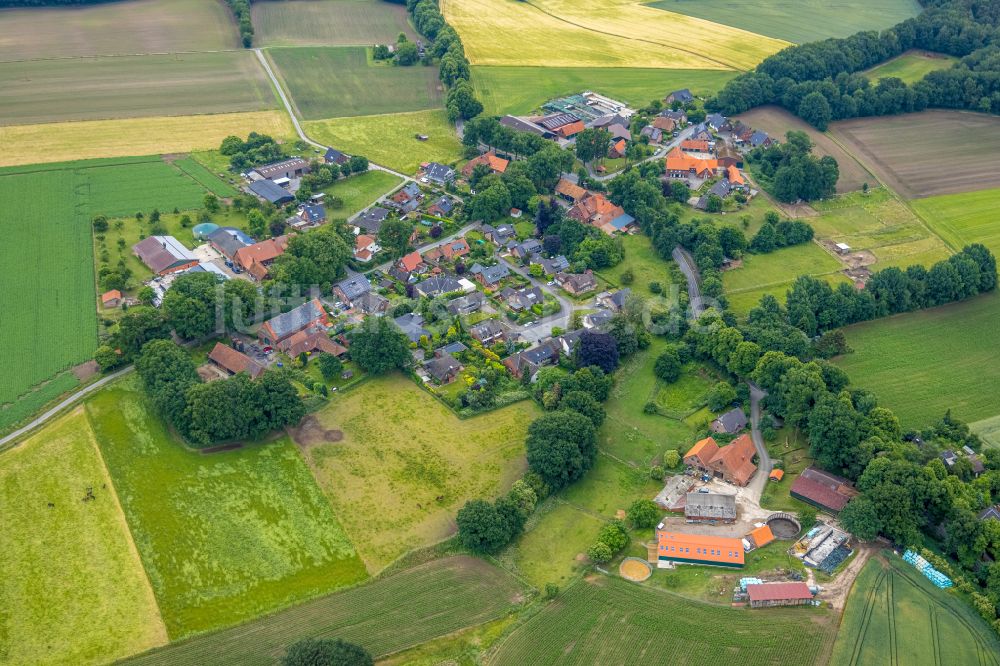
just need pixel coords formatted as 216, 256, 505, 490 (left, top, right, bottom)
746, 381, 773, 503
672, 245, 706, 317
503, 259, 578, 343
588, 124, 696, 182
0, 366, 134, 450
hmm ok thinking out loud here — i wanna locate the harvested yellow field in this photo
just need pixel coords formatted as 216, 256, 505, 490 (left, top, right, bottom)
442, 0, 787, 70
0, 111, 295, 168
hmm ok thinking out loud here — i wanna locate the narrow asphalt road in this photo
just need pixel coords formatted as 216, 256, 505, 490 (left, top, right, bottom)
746, 381, 772, 504
0, 366, 135, 450
502, 259, 577, 343
672, 245, 706, 317
588, 124, 696, 181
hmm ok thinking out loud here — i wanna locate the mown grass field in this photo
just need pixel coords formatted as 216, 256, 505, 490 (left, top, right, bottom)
726, 273, 853, 317
269, 47, 442, 120
736, 106, 874, 192
0, 0, 238, 61
912, 188, 1000, 255
0, 111, 295, 168
836, 290, 1000, 428
321, 170, 402, 218
488, 575, 836, 665
86, 377, 368, 639
830, 555, 1000, 666
722, 243, 844, 304
301, 374, 539, 571
442, 0, 786, 70
833, 110, 1000, 199
864, 50, 958, 84
595, 233, 674, 291
305, 110, 463, 174
0, 51, 276, 125
252, 0, 418, 46
0, 409, 167, 666
471, 66, 737, 116
649, 0, 920, 44
124, 556, 524, 665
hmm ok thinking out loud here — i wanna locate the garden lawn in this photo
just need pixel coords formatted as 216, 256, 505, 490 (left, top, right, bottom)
649, 0, 920, 44
321, 169, 402, 218
299, 374, 540, 571
472, 66, 736, 116
0, 111, 295, 169
864, 50, 958, 84
835, 290, 1000, 428
912, 188, 1000, 256
267, 47, 442, 120
305, 110, 463, 174
86, 377, 367, 639
252, 0, 417, 46
0, 409, 166, 666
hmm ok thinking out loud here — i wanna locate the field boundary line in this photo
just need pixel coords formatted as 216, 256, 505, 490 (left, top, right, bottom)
0, 48, 245, 65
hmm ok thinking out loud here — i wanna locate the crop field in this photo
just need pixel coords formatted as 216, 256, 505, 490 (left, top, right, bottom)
912, 188, 1000, 256
0, 51, 276, 125
268, 47, 442, 120
648, 0, 920, 44
86, 378, 367, 639
488, 575, 836, 665
0, 0, 238, 61
836, 290, 1000, 428
972, 414, 1000, 450
252, 0, 418, 46
736, 106, 874, 192
305, 110, 463, 174
472, 66, 737, 116
124, 557, 524, 665
0, 111, 294, 168
441, 0, 787, 70
300, 374, 539, 571
321, 170, 402, 218
832, 111, 1000, 199
171, 156, 239, 198
830, 556, 1000, 666
0, 409, 167, 666
864, 50, 958, 84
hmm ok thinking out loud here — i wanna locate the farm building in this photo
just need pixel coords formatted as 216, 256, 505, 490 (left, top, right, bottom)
665, 147, 719, 179
683, 435, 757, 486
653, 529, 744, 568
711, 407, 748, 434
100, 290, 123, 309
234, 236, 289, 280
567, 192, 635, 234
746, 582, 813, 608
655, 475, 695, 511
748, 524, 775, 549
208, 342, 264, 379
684, 492, 736, 523
499, 115, 548, 137
248, 179, 294, 205
258, 298, 328, 346
555, 178, 587, 203
790, 466, 858, 513
133, 235, 199, 275
250, 158, 310, 181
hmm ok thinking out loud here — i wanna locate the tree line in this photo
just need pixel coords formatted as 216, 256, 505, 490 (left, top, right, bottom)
709, 0, 1000, 127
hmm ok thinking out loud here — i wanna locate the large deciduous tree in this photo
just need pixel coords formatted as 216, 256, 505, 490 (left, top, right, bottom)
525, 411, 597, 490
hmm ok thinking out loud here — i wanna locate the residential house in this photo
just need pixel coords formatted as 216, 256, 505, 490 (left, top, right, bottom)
683, 435, 757, 486
476, 263, 510, 289
608, 138, 627, 159
555, 270, 597, 296
133, 235, 199, 275
447, 291, 485, 315
789, 466, 859, 513
208, 227, 254, 261
294, 203, 326, 228
354, 206, 389, 235
746, 583, 813, 609
499, 285, 543, 312
483, 223, 516, 246
705, 113, 728, 131
711, 407, 748, 435
665, 89, 694, 105
280, 327, 347, 358
439, 341, 468, 355
461, 152, 509, 178
684, 492, 737, 523
696, 178, 732, 210
208, 342, 264, 379
690, 123, 714, 142
681, 139, 712, 153
424, 353, 462, 384
660, 109, 687, 124
101, 290, 123, 308
749, 130, 772, 148
606, 124, 631, 142
394, 312, 430, 343
727, 165, 748, 190
354, 290, 389, 315
555, 329, 584, 356
427, 196, 454, 217
258, 298, 328, 346
388, 181, 422, 213
324, 147, 349, 165
665, 147, 719, 179
422, 162, 455, 186
415, 275, 463, 298
640, 125, 663, 144
532, 254, 570, 275
555, 178, 587, 204
717, 144, 744, 169
469, 318, 507, 345
652, 116, 677, 133
353, 234, 380, 263
583, 309, 614, 329
398, 251, 424, 275
598, 288, 631, 312
510, 208, 522, 218
250, 158, 310, 182
590, 114, 630, 130
439, 237, 470, 261
567, 192, 635, 234
503, 340, 561, 379
941, 449, 959, 467
333, 271, 372, 306
652, 530, 744, 568
509, 239, 543, 262
389, 265, 414, 284
235, 236, 290, 280
978, 505, 1000, 522
248, 179, 295, 204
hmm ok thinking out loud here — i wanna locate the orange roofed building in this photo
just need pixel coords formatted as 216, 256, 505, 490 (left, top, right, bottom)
461, 152, 509, 177
653, 530, 744, 568
665, 147, 718, 179
683, 435, 757, 486
727, 164, 746, 187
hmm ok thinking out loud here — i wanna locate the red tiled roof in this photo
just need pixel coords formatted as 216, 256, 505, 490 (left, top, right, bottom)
666, 147, 718, 176
235, 236, 289, 270
681, 139, 711, 152
750, 525, 774, 548
400, 251, 423, 272
557, 120, 585, 137
790, 466, 858, 512
101, 289, 122, 305
555, 178, 587, 201
746, 582, 812, 603
208, 342, 264, 378
685, 437, 720, 468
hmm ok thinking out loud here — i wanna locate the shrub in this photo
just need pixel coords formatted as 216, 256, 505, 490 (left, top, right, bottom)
626, 499, 660, 529
662, 449, 680, 468
587, 541, 613, 564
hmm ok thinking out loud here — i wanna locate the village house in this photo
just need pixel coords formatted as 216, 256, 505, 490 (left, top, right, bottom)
235, 235, 290, 281
398, 251, 425, 275
415, 275, 463, 298
590, 114, 630, 130
660, 109, 687, 125
258, 298, 328, 347
353, 290, 389, 315
567, 192, 635, 234
746, 582, 814, 609
652, 530, 744, 568
424, 352, 462, 384
598, 288, 630, 312
133, 235, 199, 275
354, 206, 389, 235
462, 152, 509, 178
447, 291, 484, 315
469, 318, 507, 345
640, 125, 663, 144
665, 89, 694, 105
509, 239, 542, 262
583, 309, 614, 329
555, 178, 587, 204
427, 196, 455, 218
666, 146, 719, 179
681, 139, 713, 153
979, 505, 1000, 522
394, 312, 430, 343
353, 234, 380, 263
280, 327, 347, 358
208, 342, 264, 379
749, 130, 773, 148
684, 492, 737, 523
608, 138, 627, 159
421, 162, 455, 186
652, 116, 678, 133
705, 113, 728, 131
606, 123, 631, 142
248, 179, 295, 205
503, 340, 561, 379
727, 164, 748, 190
474, 263, 510, 289
482, 223, 516, 246
554, 270, 597, 296
324, 147, 349, 166
333, 271, 372, 307
532, 254, 570, 275
387, 182, 422, 214
696, 179, 733, 210
555, 329, 584, 356
207, 227, 253, 261
711, 407, 748, 435
291, 203, 326, 230
790, 466, 859, 514
499, 285, 543, 312
683, 435, 757, 486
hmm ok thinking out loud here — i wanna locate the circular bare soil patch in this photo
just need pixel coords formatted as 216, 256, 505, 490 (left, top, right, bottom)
619, 557, 652, 582
290, 415, 343, 448
766, 513, 802, 539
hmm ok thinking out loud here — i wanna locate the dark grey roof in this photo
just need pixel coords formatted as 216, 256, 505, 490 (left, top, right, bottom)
416, 275, 462, 297
522, 340, 560, 365
447, 291, 484, 315
470, 318, 505, 339
425, 353, 461, 381
750, 130, 770, 147
499, 115, 546, 136
479, 263, 510, 284
424, 162, 455, 184
555, 328, 584, 354
713, 407, 748, 434
207, 227, 249, 258
248, 179, 294, 204
706, 113, 728, 130
534, 255, 570, 275
324, 147, 349, 164
354, 290, 388, 314
265, 300, 325, 340
512, 239, 542, 258
430, 196, 454, 215
356, 206, 389, 234
439, 341, 468, 355
590, 114, 630, 129
538, 113, 580, 130
299, 203, 326, 223
503, 286, 543, 311
660, 110, 687, 121
336, 272, 372, 301
401, 182, 421, 198
979, 505, 1000, 521
668, 88, 694, 103
607, 288, 631, 310
394, 313, 430, 342
584, 310, 614, 328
